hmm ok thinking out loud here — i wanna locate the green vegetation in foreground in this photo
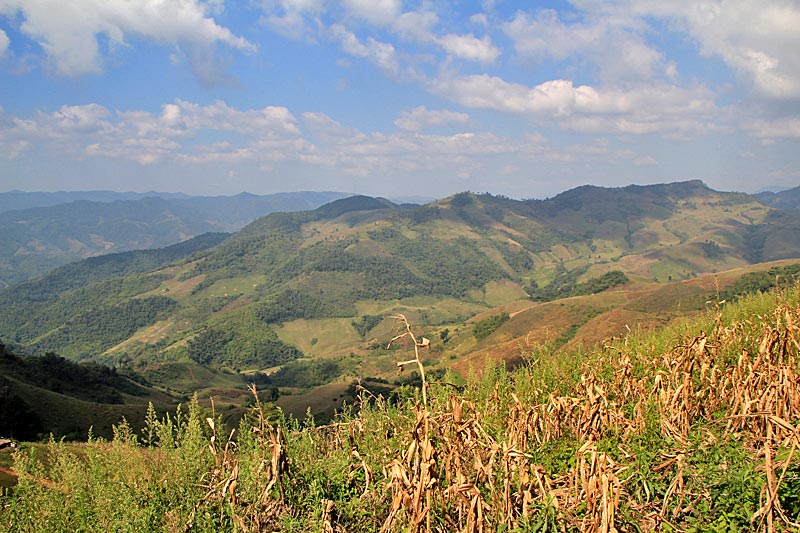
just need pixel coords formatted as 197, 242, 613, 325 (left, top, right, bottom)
3, 284, 800, 532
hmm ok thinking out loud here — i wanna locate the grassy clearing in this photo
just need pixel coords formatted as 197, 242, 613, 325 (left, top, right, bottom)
355, 296, 486, 325
275, 318, 364, 357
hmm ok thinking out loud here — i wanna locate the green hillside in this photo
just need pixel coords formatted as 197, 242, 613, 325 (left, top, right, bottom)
0, 343, 176, 440
1, 181, 799, 400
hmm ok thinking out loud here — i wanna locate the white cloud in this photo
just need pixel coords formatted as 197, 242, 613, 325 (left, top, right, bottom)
394, 106, 469, 132
271, 0, 324, 11
266, 11, 316, 41
0, 100, 305, 166
470, 13, 488, 27
12, 104, 113, 137
302, 111, 364, 142
438, 33, 499, 64
429, 75, 611, 115
86, 137, 182, 165
503, 9, 663, 83
329, 24, 398, 74
746, 117, 800, 139
0, 29, 8, 57
169, 100, 301, 137
0, 0, 254, 79
261, 0, 324, 40
342, 0, 401, 25
392, 10, 439, 42
430, 73, 718, 136
570, 0, 800, 100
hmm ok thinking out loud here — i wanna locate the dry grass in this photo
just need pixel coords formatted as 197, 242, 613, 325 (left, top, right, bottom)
307, 288, 800, 532
5, 287, 800, 533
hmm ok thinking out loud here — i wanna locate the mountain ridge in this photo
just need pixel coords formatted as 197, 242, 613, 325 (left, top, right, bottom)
2, 180, 798, 373
0, 190, 350, 287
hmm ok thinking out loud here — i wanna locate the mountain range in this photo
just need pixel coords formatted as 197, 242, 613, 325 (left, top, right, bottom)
0, 190, 348, 287
1, 180, 797, 358
1, 180, 799, 425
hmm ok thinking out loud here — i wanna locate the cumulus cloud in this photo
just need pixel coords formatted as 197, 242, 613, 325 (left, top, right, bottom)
342, 0, 401, 25
438, 33, 499, 64
1, 100, 305, 165
0, 29, 8, 57
503, 9, 663, 83
679, 1, 800, 99
394, 106, 470, 132
392, 10, 438, 42
329, 24, 398, 74
302, 112, 364, 141
746, 117, 800, 139
261, 0, 324, 40
12, 104, 113, 138
0, 0, 254, 79
430, 73, 718, 135
569, 0, 800, 100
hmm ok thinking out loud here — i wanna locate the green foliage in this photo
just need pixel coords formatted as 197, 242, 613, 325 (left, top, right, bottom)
267, 358, 342, 388
257, 288, 341, 324
721, 263, 800, 302
2, 287, 800, 532
1, 398, 213, 533
0, 345, 143, 402
497, 245, 534, 274
473, 312, 510, 341
572, 270, 629, 296
351, 315, 383, 339
187, 309, 303, 369
30, 296, 178, 358
527, 268, 628, 302
0, 191, 348, 287
0, 271, 173, 351
3, 183, 800, 388
0, 377, 43, 440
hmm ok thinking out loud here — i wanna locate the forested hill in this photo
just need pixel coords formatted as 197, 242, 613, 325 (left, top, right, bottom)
1, 181, 799, 374
0, 190, 348, 287
0, 342, 174, 440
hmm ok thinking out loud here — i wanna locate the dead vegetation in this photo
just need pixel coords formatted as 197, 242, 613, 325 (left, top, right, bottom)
293, 288, 800, 532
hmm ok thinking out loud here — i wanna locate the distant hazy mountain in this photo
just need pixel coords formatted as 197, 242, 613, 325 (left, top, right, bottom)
0, 191, 349, 287
756, 185, 800, 210
0, 190, 191, 214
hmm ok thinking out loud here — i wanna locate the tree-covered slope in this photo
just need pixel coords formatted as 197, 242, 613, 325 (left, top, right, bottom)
0, 343, 174, 440
1, 181, 798, 375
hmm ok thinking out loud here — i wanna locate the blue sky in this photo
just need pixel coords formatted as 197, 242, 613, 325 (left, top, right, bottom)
1, 0, 799, 199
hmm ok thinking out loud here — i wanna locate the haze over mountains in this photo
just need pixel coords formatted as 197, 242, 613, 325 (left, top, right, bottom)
0, 190, 349, 287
